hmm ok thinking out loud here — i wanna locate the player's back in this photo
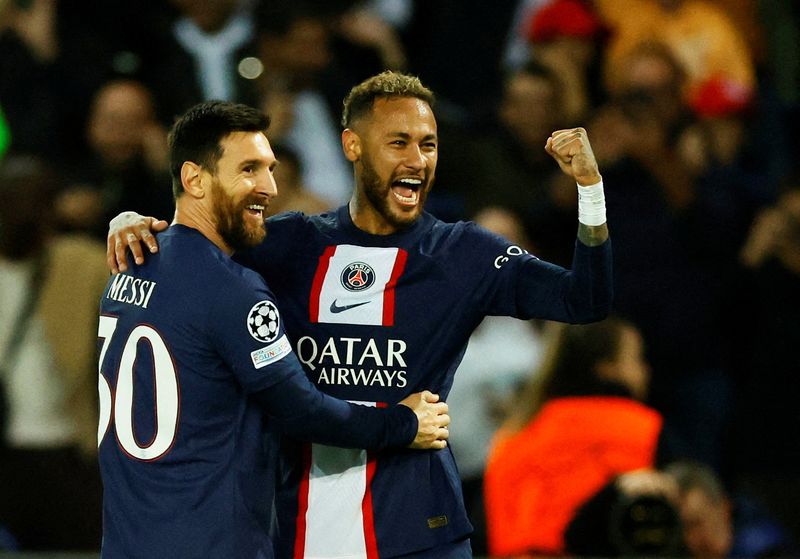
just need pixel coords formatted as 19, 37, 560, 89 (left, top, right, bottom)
98, 225, 274, 558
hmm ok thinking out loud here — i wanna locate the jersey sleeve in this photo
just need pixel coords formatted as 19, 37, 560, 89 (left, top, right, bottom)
207, 274, 418, 450
464, 223, 613, 323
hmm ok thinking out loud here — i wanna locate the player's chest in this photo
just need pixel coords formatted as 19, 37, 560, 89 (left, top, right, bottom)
283, 243, 457, 329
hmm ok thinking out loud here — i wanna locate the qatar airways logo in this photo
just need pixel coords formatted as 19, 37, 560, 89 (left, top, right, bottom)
295, 336, 408, 387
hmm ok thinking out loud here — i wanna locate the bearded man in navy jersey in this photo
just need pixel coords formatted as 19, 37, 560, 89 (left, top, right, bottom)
108, 71, 612, 558
97, 100, 449, 559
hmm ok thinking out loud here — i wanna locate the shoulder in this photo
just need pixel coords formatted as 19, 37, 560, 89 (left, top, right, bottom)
422, 216, 528, 261
159, 228, 270, 298
266, 209, 338, 234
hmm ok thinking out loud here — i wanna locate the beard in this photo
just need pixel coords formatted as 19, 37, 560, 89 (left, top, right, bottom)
360, 151, 432, 231
209, 177, 266, 251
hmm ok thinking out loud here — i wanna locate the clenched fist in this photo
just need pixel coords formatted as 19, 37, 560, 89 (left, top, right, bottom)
545, 127, 602, 186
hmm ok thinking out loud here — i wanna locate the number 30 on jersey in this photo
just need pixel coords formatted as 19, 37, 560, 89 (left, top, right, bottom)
97, 315, 179, 461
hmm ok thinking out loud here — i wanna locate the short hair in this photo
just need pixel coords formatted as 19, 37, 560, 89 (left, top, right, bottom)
168, 101, 270, 198
341, 71, 435, 128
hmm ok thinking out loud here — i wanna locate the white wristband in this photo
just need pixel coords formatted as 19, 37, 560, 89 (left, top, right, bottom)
577, 180, 606, 226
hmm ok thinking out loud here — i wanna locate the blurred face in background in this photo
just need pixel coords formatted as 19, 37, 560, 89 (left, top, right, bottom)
616, 47, 685, 127
500, 71, 561, 150
260, 17, 331, 80
678, 487, 733, 559
87, 81, 157, 169
169, 0, 239, 32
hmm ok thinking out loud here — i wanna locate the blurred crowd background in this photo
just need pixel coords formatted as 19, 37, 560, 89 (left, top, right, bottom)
0, 0, 799, 556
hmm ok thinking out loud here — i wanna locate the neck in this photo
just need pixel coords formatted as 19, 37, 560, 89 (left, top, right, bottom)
174, 199, 233, 254
348, 196, 400, 236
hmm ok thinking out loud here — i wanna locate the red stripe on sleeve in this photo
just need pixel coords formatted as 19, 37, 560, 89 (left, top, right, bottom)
309, 246, 336, 323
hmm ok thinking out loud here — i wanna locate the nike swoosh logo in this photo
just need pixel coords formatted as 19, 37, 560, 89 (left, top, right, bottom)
330, 300, 371, 313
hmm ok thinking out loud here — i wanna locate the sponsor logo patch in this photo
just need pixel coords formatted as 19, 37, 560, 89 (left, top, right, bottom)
251, 334, 292, 369
247, 300, 280, 343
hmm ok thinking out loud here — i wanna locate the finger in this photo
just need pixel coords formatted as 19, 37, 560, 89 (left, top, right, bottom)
552, 132, 582, 153
114, 233, 129, 272
107, 235, 119, 274
433, 402, 449, 415
128, 233, 145, 265
422, 391, 440, 403
429, 440, 447, 450
140, 229, 159, 253
544, 136, 555, 155
153, 219, 169, 231
436, 414, 450, 428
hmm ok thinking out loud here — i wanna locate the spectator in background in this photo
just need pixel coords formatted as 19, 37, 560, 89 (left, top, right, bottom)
734, 185, 800, 540
667, 460, 794, 559
524, 0, 608, 123
0, 0, 114, 159
565, 468, 685, 557
256, 3, 354, 206
137, 0, 262, 124
56, 79, 173, 238
0, 156, 106, 551
446, 206, 546, 555
255, 1, 415, 208
434, 59, 578, 265
567, 460, 795, 558
589, 41, 743, 470
596, 0, 756, 114
401, 0, 521, 127
265, 144, 330, 217
484, 317, 679, 557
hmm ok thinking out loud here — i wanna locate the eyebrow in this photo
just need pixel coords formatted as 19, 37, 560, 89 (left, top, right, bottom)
387, 132, 438, 142
239, 158, 278, 169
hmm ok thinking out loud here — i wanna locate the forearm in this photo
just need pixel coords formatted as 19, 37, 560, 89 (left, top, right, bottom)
252, 374, 417, 449
577, 223, 608, 246
515, 239, 613, 323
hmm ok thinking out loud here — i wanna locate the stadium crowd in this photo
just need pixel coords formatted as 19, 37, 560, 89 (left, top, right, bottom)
0, 0, 798, 556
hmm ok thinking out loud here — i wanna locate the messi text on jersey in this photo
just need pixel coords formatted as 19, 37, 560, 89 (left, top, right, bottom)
106, 273, 157, 308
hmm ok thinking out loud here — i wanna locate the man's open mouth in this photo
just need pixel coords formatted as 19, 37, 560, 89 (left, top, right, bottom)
391, 177, 423, 206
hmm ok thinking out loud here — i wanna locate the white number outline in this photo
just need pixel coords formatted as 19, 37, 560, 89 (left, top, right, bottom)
97, 314, 180, 461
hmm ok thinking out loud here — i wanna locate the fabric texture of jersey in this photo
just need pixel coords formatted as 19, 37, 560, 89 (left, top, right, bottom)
236, 206, 612, 558
484, 396, 663, 556
97, 225, 417, 559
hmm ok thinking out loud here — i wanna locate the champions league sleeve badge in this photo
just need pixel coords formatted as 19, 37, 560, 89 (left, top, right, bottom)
247, 300, 280, 343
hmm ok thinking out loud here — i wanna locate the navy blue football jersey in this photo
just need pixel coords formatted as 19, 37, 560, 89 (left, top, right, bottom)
97, 225, 417, 559
237, 206, 613, 557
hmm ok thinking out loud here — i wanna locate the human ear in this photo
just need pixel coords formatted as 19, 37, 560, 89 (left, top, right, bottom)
342, 129, 362, 162
181, 161, 204, 198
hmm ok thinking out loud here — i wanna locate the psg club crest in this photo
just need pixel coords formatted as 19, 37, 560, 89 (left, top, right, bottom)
247, 300, 280, 343
340, 262, 375, 292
